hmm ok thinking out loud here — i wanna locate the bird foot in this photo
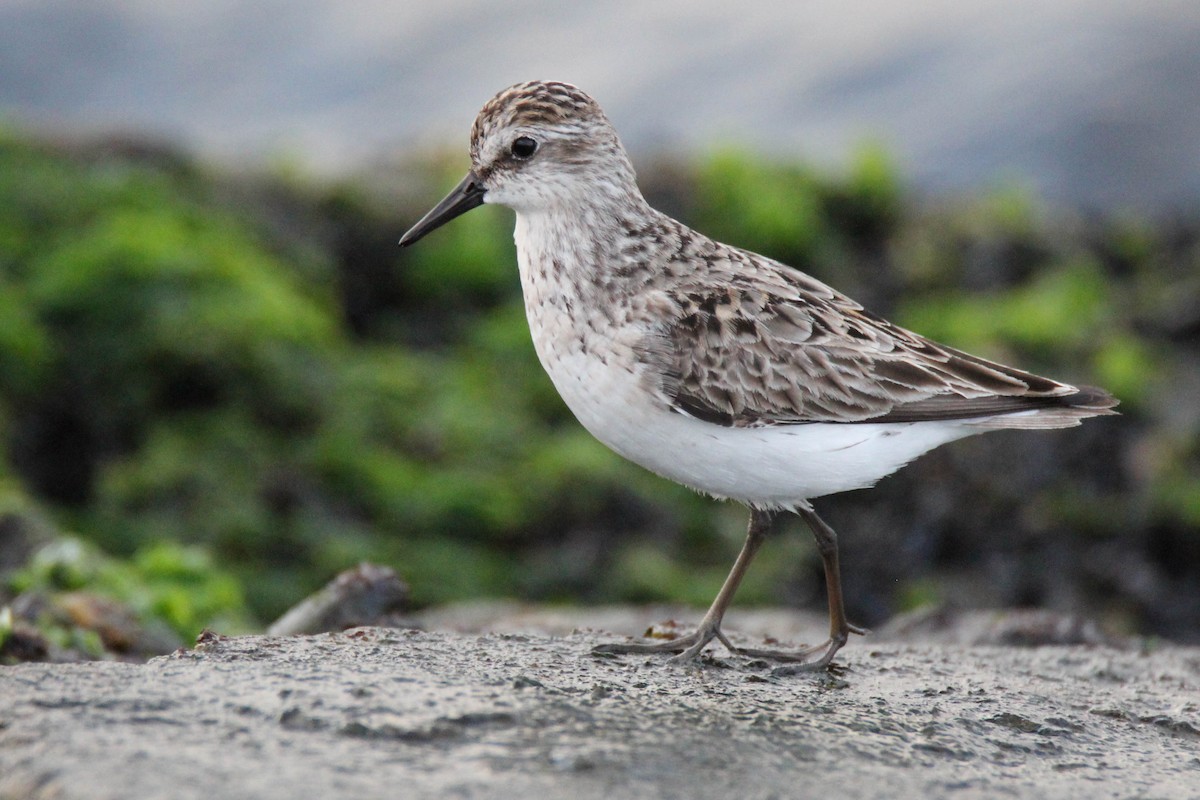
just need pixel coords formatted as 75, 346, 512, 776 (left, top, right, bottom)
592, 619, 738, 664
737, 622, 869, 672
593, 621, 868, 671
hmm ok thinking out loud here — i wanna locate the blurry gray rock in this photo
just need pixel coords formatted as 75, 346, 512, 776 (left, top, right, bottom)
2, 1, 1198, 211
267, 563, 411, 636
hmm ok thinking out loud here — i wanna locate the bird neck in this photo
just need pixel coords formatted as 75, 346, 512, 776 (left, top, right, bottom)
515, 181, 651, 259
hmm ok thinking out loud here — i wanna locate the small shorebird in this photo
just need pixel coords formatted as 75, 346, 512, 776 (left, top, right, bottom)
400, 81, 1117, 671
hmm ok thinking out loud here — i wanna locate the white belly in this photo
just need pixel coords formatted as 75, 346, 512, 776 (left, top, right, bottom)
540, 347, 981, 510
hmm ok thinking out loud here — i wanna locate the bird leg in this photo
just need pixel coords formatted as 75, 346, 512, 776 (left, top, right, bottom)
593, 504, 866, 671
593, 508, 775, 662
734, 503, 867, 672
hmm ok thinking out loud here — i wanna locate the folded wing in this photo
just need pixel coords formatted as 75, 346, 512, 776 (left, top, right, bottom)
650, 253, 1117, 430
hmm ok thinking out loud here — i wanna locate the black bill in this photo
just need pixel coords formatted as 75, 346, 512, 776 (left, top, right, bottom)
398, 171, 487, 246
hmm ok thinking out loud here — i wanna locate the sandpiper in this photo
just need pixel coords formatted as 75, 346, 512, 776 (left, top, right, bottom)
399, 80, 1118, 671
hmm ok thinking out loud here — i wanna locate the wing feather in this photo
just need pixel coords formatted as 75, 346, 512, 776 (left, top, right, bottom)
645, 249, 1115, 428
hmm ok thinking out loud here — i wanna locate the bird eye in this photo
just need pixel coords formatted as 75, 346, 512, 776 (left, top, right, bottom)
510, 136, 538, 160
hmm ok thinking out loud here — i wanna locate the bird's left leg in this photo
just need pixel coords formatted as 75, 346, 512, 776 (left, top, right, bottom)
735, 502, 867, 671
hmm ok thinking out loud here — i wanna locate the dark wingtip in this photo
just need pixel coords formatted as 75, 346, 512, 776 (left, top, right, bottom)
1064, 385, 1120, 413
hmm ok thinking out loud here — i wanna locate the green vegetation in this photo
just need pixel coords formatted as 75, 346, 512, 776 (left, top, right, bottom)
0, 130, 1195, 649
10, 537, 249, 645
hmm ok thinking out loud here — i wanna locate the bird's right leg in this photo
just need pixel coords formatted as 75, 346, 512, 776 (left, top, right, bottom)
592, 508, 776, 662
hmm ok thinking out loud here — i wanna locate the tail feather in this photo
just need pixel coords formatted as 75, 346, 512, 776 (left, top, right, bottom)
965, 385, 1119, 430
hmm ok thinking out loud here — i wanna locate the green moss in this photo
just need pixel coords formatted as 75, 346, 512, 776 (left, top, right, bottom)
899, 258, 1112, 354
0, 288, 50, 395
897, 579, 943, 613
605, 542, 728, 606
9, 536, 250, 640
693, 147, 825, 264
402, 168, 518, 306
1152, 457, 1200, 529
1091, 334, 1160, 408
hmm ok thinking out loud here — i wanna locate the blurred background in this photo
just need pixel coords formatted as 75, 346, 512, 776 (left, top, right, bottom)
1, 0, 1197, 660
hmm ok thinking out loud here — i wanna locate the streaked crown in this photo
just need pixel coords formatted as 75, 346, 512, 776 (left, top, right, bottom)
471, 80, 605, 149
467, 81, 640, 211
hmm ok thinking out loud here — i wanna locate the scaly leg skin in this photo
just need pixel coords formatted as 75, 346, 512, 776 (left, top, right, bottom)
592, 508, 775, 663
592, 504, 867, 672
737, 504, 868, 673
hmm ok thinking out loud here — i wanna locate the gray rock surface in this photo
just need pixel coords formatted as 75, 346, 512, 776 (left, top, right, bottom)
2, 616, 1198, 799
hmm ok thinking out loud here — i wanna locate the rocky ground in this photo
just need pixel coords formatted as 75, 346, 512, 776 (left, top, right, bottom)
1, 607, 1198, 800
